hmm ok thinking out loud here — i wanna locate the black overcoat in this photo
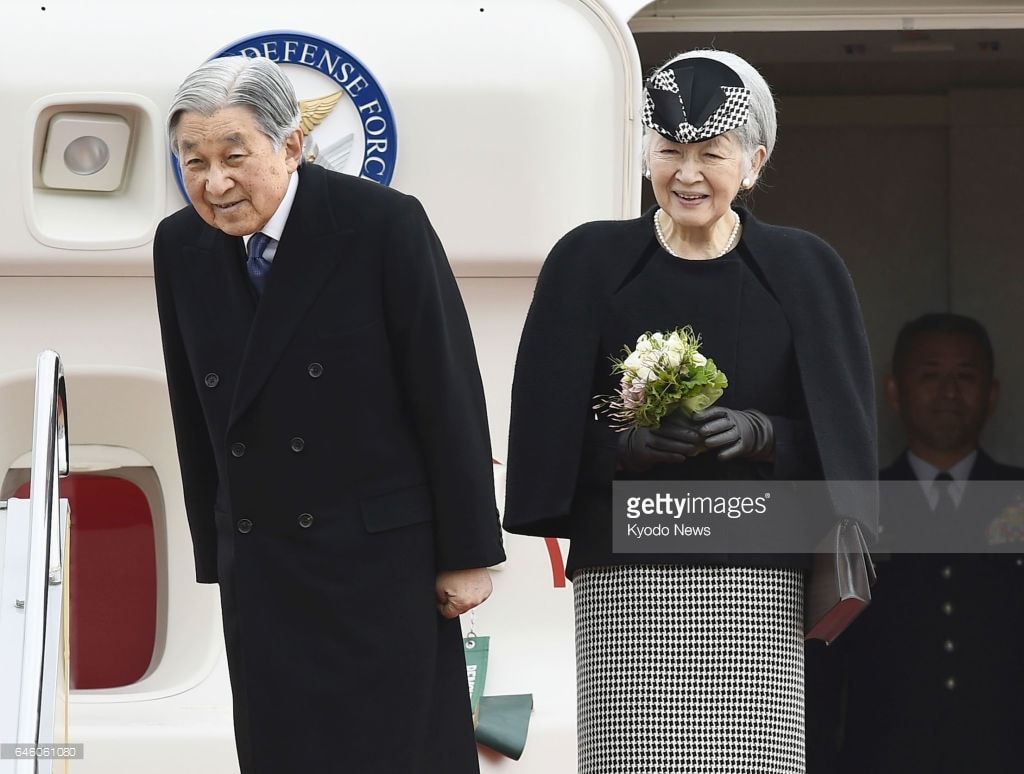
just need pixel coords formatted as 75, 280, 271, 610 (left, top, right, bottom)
153, 162, 505, 774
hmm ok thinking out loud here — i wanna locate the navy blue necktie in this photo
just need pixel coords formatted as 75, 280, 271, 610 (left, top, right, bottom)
246, 232, 272, 294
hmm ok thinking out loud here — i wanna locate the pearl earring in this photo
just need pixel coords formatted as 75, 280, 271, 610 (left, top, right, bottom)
742, 177, 751, 188
644, 170, 651, 179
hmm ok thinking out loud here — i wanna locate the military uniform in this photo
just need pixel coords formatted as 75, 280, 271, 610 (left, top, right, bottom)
838, 450, 1024, 772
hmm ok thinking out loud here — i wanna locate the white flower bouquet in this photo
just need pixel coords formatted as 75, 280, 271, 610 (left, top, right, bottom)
595, 326, 728, 430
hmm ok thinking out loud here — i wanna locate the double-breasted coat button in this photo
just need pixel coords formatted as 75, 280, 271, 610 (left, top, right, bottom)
237, 518, 253, 534
231, 442, 246, 457
943, 639, 955, 653
944, 677, 957, 691
204, 373, 220, 388
940, 565, 953, 579
290, 436, 305, 452
942, 601, 954, 615
307, 362, 324, 378
298, 513, 314, 528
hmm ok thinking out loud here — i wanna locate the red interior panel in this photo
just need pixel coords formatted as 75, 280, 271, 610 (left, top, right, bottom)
15, 473, 157, 688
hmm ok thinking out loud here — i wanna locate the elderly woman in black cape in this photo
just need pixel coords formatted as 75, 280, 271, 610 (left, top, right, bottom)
504, 50, 877, 773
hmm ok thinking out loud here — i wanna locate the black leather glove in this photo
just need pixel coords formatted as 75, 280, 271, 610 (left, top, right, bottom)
616, 412, 702, 471
692, 406, 775, 462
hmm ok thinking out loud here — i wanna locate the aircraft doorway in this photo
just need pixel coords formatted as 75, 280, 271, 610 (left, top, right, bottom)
629, 19, 1024, 468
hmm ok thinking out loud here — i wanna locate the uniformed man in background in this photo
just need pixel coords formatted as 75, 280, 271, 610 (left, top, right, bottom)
838, 312, 1024, 772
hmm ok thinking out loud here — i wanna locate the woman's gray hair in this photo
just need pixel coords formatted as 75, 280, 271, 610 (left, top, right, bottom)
641, 49, 778, 180
167, 56, 301, 153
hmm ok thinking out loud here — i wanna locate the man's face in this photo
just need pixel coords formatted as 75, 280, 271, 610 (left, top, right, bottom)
886, 331, 998, 456
175, 105, 302, 236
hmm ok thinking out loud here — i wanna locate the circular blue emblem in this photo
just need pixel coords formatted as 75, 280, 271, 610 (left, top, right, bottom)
172, 30, 398, 199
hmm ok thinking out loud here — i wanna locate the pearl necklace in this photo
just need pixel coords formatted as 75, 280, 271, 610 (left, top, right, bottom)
654, 208, 740, 259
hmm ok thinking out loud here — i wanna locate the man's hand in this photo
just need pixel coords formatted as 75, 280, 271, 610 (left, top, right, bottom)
435, 567, 492, 619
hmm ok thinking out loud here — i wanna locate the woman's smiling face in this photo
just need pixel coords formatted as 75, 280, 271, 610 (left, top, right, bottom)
647, 130, 761, 234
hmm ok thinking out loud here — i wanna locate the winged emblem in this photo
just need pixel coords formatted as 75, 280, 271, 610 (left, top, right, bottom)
298, 90, 355, 173
299, 91, 343, 133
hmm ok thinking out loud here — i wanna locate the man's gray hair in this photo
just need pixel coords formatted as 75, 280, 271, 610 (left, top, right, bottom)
167, 55, 301, 153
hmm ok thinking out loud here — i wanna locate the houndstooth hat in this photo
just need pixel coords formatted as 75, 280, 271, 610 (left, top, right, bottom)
642, 57, 750, 144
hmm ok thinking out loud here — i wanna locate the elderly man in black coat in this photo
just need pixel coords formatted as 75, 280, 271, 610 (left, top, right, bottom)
837, 313, 1024, 772
154, 55, 505, 774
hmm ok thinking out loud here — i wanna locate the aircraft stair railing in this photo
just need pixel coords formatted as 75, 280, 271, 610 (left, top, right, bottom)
0, 351, 71, 774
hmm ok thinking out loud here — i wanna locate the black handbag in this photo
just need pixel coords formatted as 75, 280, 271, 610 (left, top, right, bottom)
804, 518, 877, 644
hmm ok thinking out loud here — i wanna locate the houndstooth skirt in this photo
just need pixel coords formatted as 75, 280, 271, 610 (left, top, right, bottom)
573, 565, 805, 774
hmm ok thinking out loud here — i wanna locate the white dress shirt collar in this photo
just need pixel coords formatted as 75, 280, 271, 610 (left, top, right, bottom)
907, 449, 977, 507
242, 167, 300, 261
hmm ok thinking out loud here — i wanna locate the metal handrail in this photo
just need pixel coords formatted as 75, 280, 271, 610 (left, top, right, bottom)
15, 350, 69, 772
